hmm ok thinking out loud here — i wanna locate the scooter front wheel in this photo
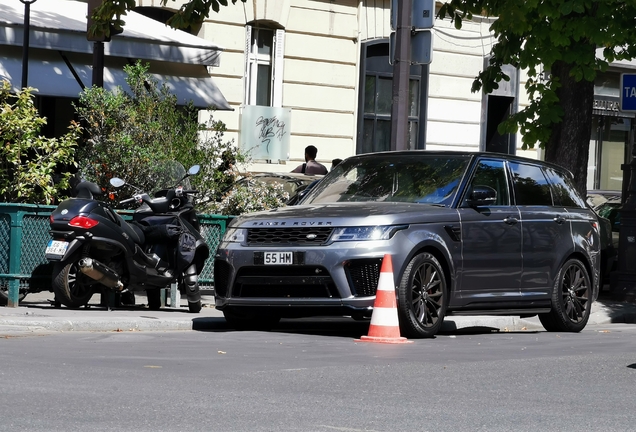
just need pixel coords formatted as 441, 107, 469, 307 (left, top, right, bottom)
52, 261, 95, 308
0, 285, 27, 306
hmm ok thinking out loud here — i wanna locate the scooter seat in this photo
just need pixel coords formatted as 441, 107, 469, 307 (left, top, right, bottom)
75, 182, 102, 199
124, 221, 145, 245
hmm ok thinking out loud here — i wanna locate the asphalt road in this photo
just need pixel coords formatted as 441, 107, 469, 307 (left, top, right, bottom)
1, 321, 636, 432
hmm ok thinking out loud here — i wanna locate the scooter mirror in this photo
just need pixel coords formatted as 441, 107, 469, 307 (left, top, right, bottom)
110, 178, 126, 188
188, 165, 201, 176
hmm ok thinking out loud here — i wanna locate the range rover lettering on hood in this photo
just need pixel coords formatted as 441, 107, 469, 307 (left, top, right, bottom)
250, 221, 332, 226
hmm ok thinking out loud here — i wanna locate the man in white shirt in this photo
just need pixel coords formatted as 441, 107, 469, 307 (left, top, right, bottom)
291, 145, 328, 175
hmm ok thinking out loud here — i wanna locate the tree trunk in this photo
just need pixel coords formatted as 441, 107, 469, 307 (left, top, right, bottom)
544, 59, 595, 196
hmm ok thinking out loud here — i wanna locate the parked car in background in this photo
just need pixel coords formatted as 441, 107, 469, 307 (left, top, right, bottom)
286, 178, 321, 205
587, 190, 621, 288
214, 151, 601, 338
234, 172, 323, 205
587, 190, 621, 237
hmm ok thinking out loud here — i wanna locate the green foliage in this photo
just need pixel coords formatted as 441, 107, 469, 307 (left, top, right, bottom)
89, 0, 247, 39
438, 0, 636, 151
75, 61, 286, 216
0, 82, 80, 204
75, 62, 200, 195
205, 178, 290, 216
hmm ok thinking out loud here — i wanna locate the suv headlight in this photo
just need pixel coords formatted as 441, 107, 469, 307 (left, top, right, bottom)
223, 227, 246, 243
330, 225, 407, 242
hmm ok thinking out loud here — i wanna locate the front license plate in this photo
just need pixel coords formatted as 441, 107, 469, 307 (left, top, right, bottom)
45, 240, 69, 258
264, 251, 293, 265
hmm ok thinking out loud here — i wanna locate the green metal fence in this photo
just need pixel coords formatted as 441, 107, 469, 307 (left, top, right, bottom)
0, 203, 232, 307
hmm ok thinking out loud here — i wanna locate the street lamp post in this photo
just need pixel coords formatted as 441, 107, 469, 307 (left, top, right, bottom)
20, 0, 37, 89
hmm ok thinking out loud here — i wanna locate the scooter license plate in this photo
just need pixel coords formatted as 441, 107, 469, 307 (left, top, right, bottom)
45, 240, 69, 258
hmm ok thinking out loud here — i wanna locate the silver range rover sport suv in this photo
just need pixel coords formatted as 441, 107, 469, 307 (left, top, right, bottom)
214, 151, 601, 338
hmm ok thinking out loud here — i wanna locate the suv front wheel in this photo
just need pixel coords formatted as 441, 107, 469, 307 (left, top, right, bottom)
397, 252, 448, 338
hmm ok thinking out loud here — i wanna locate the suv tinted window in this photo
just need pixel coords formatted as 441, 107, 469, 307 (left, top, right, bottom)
544, 167, 586, 208
509, 162, 553, 206
464, 159, 510, 206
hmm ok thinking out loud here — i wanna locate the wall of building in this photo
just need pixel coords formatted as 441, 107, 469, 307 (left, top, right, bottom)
192, 0, 361, 173
139, 0, 540, 174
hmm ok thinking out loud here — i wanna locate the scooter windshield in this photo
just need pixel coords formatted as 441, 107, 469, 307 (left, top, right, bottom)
151, 161, 192, 190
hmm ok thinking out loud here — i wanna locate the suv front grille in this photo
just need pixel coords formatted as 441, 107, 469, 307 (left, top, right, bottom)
345, 258, 382, 297
232, 266, 339, 298
247, 227, 334, 246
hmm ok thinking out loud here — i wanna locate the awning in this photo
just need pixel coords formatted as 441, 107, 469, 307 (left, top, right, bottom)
70, 62, 232, 110
0, 49, 83, 98
0, 46, 231, 109
0, 0, 222, 66
0, 0, 232, 109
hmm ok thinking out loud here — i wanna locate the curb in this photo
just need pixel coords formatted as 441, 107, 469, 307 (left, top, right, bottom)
1, 297, 635, 334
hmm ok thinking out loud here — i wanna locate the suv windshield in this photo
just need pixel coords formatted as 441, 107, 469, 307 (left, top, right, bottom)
302, 154, 471, 205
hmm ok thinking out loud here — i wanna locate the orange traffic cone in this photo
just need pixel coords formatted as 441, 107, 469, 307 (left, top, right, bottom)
355, 254, 413, 344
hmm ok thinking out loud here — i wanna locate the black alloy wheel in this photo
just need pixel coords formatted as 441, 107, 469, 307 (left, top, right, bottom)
539, 258, 592, 332
397, 252, 447, 338
52, 261, 95, 308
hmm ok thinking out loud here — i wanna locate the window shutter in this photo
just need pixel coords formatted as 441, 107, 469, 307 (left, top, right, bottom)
272, 29, 285, 107
244, 25, 252, 105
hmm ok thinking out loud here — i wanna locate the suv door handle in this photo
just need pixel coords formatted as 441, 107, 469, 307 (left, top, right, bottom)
554, 215, 567, 224
503, 216, 518, 225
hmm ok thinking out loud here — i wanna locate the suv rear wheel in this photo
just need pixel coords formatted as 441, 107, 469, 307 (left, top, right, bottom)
539, 258, 592, 332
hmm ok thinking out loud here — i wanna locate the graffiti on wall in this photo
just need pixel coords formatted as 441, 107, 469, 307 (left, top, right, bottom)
256, 115, 287, 156
240, 106, 291, 161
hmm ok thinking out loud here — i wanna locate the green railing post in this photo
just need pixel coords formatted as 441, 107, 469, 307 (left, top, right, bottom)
7, 209, 24, 307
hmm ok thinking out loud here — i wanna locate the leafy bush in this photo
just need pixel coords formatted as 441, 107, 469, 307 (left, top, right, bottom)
204, 177, 290, 216
74, 61, 287, 215
0, 81, 80, 204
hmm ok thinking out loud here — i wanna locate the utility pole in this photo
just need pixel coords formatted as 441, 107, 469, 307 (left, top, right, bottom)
390, 0, 413, 151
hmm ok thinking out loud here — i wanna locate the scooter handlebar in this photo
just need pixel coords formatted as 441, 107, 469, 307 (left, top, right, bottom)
119, 197, 137, 205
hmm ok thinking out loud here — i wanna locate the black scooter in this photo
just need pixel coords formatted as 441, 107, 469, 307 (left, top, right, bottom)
45, 164, 209, 313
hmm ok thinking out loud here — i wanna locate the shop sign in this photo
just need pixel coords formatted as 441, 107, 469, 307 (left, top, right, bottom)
620, 73, 636, 112
593, 99, 620, 112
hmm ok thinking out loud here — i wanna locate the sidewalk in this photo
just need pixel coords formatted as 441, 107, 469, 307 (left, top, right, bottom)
1, 290, 635, 335
0, 291, 225, 334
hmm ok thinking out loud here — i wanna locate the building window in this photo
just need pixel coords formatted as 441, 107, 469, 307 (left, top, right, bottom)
245, 25, 284, 107
357, 40, 427, 154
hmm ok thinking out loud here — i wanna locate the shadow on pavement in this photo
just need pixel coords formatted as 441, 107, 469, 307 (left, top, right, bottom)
193, 316, 372, 339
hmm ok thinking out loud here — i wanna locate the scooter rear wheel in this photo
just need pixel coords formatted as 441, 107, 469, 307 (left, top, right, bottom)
52, 261, 95, 309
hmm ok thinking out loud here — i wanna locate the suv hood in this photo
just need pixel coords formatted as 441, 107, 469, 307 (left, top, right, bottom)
232, 202, 458, 228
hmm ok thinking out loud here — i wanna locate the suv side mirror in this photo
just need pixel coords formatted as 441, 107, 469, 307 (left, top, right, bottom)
467, 185, 497, 207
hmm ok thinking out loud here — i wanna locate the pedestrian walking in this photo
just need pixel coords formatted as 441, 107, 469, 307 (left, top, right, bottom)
291, 145, 328, 175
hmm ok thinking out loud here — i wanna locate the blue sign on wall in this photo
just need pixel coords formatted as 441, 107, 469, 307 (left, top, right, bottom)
620, 74, 636, 112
